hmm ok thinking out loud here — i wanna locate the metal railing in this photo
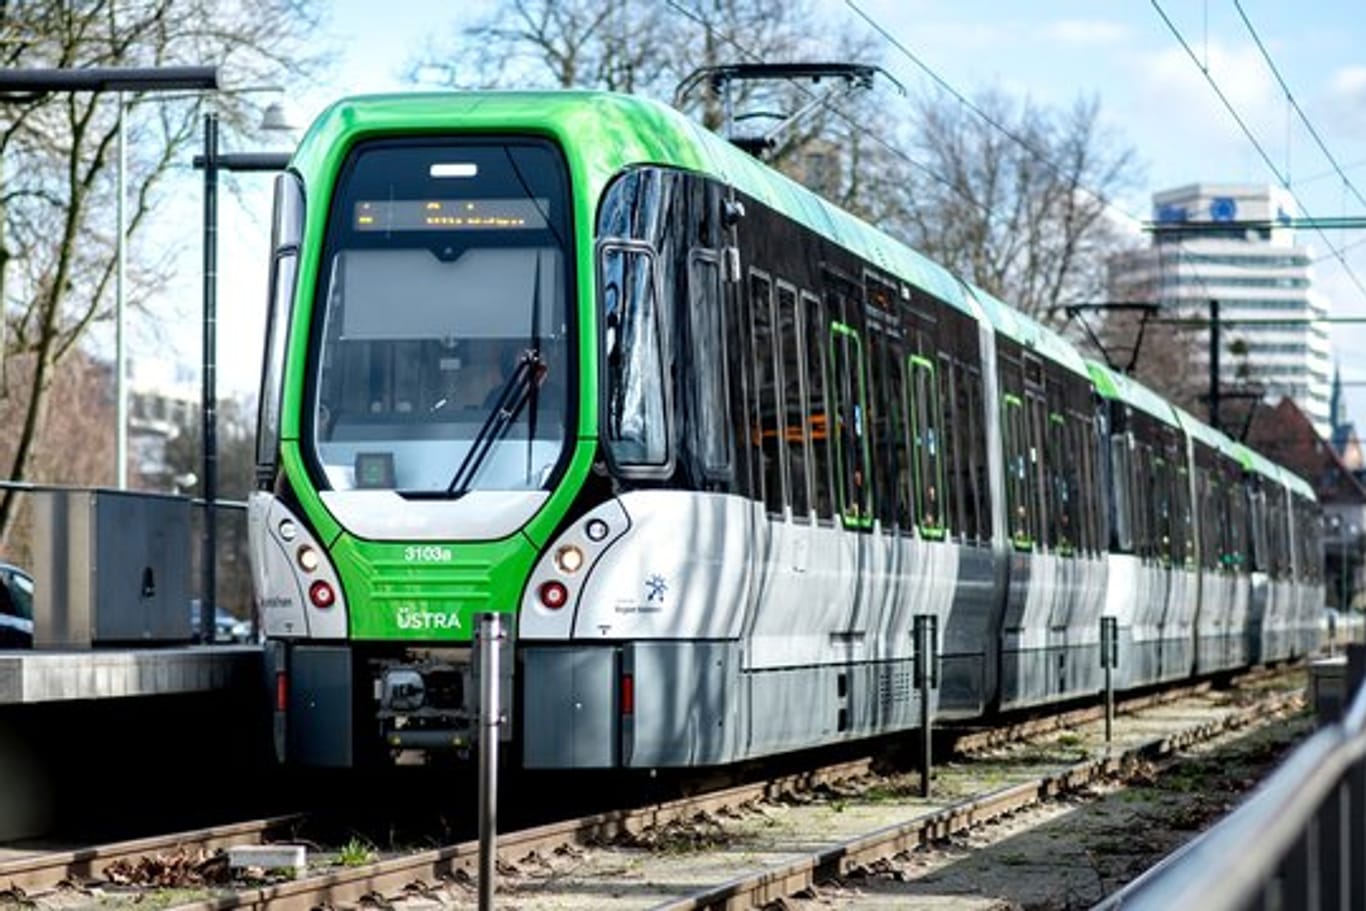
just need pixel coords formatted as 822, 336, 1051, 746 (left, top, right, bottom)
1096, 645, 1366, 910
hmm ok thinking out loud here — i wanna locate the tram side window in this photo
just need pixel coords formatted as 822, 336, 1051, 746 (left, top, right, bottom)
749, 272, 785, 515
952, 363, 973, 541
777, 284, 809, 517
1175, 464, 1194, 568
1027, 394, 1049, 550
803, 292, 833, 519
1109, 435, 1134, 552
869, 328, 900, 530
1075, 416, 1097, 555
907, 356, 946, 538
939, 355, 963, 540
602, 245, 668, 467
831, 323, 872, 527
1003, 394, 1031, 550
258, 173, 303, 478
1153, 457, 1173, 565
1226, 479, 1248, 569
689, 253, 730, 478
1046, 413, 1074, 555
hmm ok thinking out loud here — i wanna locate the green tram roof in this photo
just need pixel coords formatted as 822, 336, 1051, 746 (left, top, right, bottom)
292, 90, 977, 315
1232, 441, 1317, 500
1083, 360, 1179, 427
1173, 405, 1239, 459
965, 284, 1090, 379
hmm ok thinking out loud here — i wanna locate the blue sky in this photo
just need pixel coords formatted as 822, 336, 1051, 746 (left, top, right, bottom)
134, 0, 1366, 421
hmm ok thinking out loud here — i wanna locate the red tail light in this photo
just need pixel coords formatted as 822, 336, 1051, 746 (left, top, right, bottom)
538, 580, 568, 610
620, 672, 634, 716
308, 580, 336, 608
275, 671, 288, 712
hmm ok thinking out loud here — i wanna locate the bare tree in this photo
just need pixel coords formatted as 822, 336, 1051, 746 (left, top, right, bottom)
411, 1, 1142, 350
0, 0, 325, 545
891, 90, 1140, 323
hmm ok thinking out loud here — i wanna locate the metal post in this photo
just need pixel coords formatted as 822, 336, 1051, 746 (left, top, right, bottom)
200, 111, 218, 641
1209, 299, 1221, 433
478, 612, 503, 911
115, 93, 127, 490
1102, 616, 1118, 746
1321, 783, 1348, 911
914, 613, 937, 798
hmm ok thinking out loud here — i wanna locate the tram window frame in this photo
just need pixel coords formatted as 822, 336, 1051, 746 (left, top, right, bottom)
687, 250, 731, 480
966, 366, 991, 544
830, 321, 873, 529
1003, 393, 1032, 551
257, 172, 305, 481
1046, 412, 1075, 556
600, 241, 672, 475
802, 291, 834, 521
1026, 392, 1050, 552
906, 354, 947, 539
1075, 415, 1097, 555
1109, 433, 1135, 553
748, 269, 785, 515
940, 354, 965, 541
776, 281, 810, 518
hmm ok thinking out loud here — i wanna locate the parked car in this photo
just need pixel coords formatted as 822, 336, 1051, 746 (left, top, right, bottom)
188, 599, 253, 644
0, 562, 34, 648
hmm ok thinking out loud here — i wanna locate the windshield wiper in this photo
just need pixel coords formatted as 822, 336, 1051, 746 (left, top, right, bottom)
445, 349, 547, 498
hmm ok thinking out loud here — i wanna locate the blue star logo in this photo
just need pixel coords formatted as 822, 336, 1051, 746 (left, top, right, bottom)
645, 574, 668, 603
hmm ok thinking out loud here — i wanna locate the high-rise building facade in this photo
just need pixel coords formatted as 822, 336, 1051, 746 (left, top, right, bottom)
1109, 183, 1332, 436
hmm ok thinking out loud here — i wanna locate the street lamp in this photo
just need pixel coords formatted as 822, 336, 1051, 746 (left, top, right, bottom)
0, 66, 218, 489
191, 104, 295, 640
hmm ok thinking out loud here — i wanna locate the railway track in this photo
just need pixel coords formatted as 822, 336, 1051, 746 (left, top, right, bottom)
0, 667, 1309, 909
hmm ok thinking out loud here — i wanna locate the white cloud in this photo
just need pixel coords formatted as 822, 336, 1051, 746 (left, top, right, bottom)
1042, 19, 1127, 46
1131, 41, 1285, 184
1330, 65, 1366, 99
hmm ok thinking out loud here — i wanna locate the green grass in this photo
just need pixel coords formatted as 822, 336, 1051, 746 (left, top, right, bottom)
337, 837, 376, 867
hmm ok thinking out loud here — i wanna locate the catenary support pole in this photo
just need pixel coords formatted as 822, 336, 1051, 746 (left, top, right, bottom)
115, 92, 127, 489
478, 613, 503, 911
200, 111, 218, 642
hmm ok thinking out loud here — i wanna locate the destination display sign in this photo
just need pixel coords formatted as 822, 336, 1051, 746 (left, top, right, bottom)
353, 198, 548, 231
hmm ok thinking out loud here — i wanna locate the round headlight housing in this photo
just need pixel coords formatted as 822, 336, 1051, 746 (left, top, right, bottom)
554, 544, 585, 574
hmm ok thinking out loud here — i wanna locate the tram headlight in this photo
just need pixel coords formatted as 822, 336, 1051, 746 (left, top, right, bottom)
297, 545, 320, 573
585, 518, 610, 542
554, 544, 585, 574
278, 519, 298, 542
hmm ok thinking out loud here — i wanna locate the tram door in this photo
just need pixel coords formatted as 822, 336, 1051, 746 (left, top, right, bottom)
826, 275, 874, 662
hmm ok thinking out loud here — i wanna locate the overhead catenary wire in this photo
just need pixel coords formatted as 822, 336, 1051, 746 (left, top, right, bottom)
1233, 0, 1366, 215
844, 0, 1149, 230
660, 0, 996, 220
1149, 0, 1366, 304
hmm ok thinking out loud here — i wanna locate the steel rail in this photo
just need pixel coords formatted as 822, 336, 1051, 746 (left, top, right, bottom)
159, 759, 875, 911
149, 686, 1303, 911
0, 814, 304, 894
653, 689, 1305, 911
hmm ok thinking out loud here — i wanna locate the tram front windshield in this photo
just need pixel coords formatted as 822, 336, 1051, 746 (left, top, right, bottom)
310, 140, 573, 495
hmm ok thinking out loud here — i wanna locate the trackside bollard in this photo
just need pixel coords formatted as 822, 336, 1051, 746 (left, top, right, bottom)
914, 613, 939, 798
1101, 616, 1118, 746
478, 613, 504, 911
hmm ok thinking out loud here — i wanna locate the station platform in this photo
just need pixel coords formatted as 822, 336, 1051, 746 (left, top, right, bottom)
0, 645, 272, 842
0, 644, 261, 704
